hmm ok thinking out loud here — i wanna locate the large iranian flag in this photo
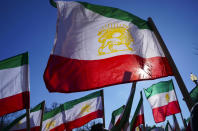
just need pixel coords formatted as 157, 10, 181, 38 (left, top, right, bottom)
43, 1, 173, 93
0, 52, 30, 117
144, 80, 181, 123
4, 101, 45, 131
109, 105, 125, 130
42, 90, 104, 131
129, 91, 144, 131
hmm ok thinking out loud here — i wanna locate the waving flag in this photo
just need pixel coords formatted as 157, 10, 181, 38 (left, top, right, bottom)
109, 105, 125, 130
5, 101, 45, 131
130, 91, 144, 131
42, 90, 104, 131
43, 1, 173, 93
144, 80, 181, 123
0, 52, 30, 116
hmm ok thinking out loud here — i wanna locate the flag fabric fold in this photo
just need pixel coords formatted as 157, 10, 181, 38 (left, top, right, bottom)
42, 90, 104, 131
0, 52, 30, 117
4, 101, 45, 131
130, 91, 144, 131
144, 80, 181, 123
108, 105, 125, 130
43, 1, 173, 93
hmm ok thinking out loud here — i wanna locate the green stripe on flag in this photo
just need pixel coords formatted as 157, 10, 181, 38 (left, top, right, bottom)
78, 2, 150, 29
111, 105, 125, 125
0, 52, 28, 70
144, 80, 174, 99
43, 105, 62, 121
31, 101, 44, 112
43, 90, 103, 121
4, 101, 43, 131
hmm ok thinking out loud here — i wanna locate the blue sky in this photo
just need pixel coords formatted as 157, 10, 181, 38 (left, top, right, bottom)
1, 0, 198, 129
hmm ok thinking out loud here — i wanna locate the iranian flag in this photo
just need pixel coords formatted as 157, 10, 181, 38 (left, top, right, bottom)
42, 90, 104, 131
0, 52, 30, 117
144, 80, 181, 123
4, 101, 45, 131
109, 105, 125, 130
43, 1, 173, 93
129, 91, 144, 131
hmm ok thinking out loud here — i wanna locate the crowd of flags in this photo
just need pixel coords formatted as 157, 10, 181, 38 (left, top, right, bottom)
0, 53, 194, 130
0, 0, 196, 131
0, 52, 190, 130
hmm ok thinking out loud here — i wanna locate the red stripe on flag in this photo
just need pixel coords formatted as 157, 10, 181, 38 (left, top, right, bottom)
44, 54, 173, 93
50, 110, 104, 131
0, 92, 30, 117
132, 114, 144, 131
12, 126, 40, 131
152, 101, 181, 123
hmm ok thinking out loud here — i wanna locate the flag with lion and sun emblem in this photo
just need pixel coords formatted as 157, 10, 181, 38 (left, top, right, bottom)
4, 101, 45, 131
42, 90, 104, 131
44, 1, 173, 93
144, 80, 181, 123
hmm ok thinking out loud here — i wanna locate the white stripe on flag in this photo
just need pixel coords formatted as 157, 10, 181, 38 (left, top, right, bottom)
42, 96, 102, 130
54, 1, 164, 60
147, 90, 177, 108
10, 110, 42, 130
0, 65, 29, 99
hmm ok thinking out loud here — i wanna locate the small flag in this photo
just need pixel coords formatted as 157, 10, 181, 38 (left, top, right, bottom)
130, 91, 144, 131
0, 52, 30, 117
42, 90, 104, 131
189, 85, 198, 103
43, 1, 173, 93
5, 101, 45, 131
111, 82, 136, 131
144, 80, 181, 123
109, 105, 125, 130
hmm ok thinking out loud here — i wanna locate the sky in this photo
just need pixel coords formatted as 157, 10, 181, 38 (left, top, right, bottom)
0, 0, 198, 129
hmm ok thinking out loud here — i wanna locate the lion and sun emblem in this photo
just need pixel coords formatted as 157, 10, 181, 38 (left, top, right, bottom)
97, 23, 135, 56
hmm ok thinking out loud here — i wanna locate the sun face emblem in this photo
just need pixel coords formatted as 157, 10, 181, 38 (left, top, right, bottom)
97, 24, 135, 56
165, 93, 170, 102
46, 120, 56, 130
135, 126, 140, 131
80, 104, 91, 116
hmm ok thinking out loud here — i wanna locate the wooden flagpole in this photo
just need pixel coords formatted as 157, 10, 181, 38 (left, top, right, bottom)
141, 92, 145, 131
173, 114, 181, 131
101, 89, 106, 129
147, 17, 194, 111
167, 120, 173, 131
26, 109, 30, 131
111, 72, 136, 131
40, 101, 45, 131
172, 84, 188, 129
